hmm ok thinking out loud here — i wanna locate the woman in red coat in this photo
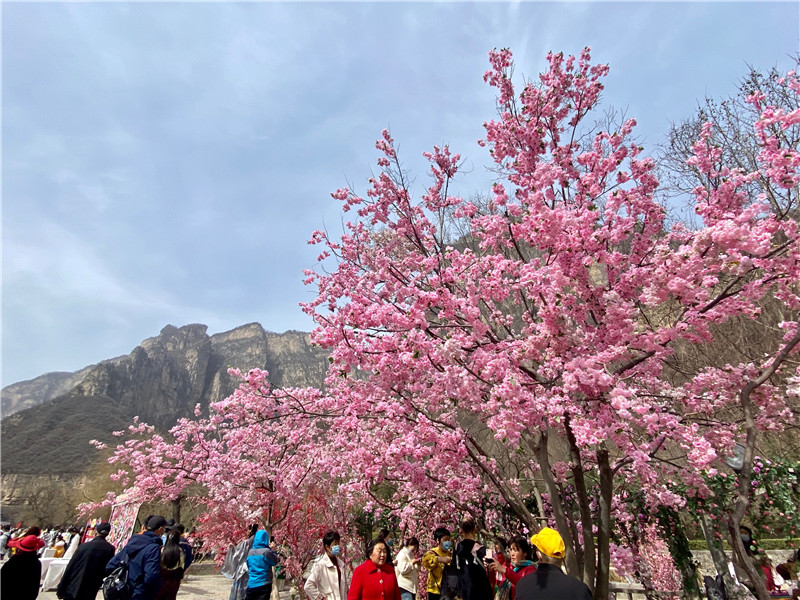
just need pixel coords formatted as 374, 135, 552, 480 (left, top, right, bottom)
487, 536, 537, 600
348, 539, 402, 600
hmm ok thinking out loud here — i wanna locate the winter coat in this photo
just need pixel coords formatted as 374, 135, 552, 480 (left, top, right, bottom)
395, 546, 420, 594
454, 539, 492, 600
348, 560, 402, 600
305, 552, 350, 600
246, 530, 279, 590
106, 530, 163, 600
1, 549, 42, 600
514, 563, 593, 600
422, 546, 451, 594
56, 535, 116, 600
502, 562, 537, 600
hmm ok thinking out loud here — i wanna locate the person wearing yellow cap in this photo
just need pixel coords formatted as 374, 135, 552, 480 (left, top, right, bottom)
514, 528, 593, 600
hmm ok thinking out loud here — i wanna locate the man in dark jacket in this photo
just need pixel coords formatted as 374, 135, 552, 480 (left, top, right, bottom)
515, 528, 593, 600
454, 518, 493, 600
106, 515, 167, 600
57, 522, 116, 600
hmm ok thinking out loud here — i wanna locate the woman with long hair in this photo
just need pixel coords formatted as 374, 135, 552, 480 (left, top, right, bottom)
155, 528, 185, 600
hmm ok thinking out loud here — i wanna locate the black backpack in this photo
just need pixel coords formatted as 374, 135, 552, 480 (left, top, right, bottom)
103, 546, 145, 600
440, 557, 462, 600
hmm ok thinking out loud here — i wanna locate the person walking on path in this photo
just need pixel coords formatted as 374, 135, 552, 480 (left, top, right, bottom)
422, 528, 452, 600
245, 529, 280, 600
223, 523, 259, 600
514, 528, 593, 600
348, 539, 401, 600
305, 531, 350, 600
105, 515, 167, 600
1, 532, 45, 600
155, 527, 185, 600
174, 524, 194, 579
395, 537, 421, 600
56, 522, 116, 600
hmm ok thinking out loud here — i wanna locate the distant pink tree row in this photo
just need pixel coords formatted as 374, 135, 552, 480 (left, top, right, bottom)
87, 48, 799, 600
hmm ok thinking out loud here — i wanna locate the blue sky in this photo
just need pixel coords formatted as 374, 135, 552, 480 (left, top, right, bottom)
2, 2, 798, 386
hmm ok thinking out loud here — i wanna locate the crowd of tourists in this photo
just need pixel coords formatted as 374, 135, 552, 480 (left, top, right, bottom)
3, 514, 799, 600
0, 524, 83, 561
0, 515, 194, 600
222, 517, 592, 600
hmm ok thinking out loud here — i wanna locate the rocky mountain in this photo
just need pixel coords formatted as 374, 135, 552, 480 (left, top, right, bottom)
2, 365, 105, 417
0, 323, 329, 476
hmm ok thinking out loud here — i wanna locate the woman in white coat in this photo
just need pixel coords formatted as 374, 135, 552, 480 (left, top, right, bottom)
395, 537, 421, 600
305, 531, 350, 600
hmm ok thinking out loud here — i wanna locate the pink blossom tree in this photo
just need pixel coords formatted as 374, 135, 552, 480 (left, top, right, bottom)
82, 372, 356, 571
91, 49, 799, 600
299, 48, 799, 600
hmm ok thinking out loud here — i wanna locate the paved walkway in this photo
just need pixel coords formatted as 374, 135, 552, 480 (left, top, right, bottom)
38, 571, 235, 599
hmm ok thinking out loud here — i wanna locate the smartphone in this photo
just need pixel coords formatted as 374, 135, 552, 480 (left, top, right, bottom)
485, 557, 495, 564
485, 549, 493, 560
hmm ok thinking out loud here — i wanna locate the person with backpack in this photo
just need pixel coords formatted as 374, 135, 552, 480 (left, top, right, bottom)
56, 522, 115, 600
422, 527, 453, 600
454, 518, 493, 600
105, 515, 168, 600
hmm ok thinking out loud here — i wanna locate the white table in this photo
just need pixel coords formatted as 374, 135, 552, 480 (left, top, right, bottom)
41, 557, 71, 590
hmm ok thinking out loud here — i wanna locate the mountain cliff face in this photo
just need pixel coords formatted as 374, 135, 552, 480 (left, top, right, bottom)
2, 365, 104, 417
0, 323, 329, 475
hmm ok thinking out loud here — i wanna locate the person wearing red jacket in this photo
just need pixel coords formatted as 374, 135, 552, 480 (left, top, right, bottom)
487, 536, 537, 600
348, 539, 402, 600
487, 538, 508, 592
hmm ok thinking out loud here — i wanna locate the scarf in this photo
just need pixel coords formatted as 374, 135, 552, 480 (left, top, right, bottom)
512, 560, 535, 572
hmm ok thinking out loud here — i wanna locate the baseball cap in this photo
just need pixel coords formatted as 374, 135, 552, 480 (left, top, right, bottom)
530, 527, 566, 559
95, 522, 112, 535
146, 516, 168, 531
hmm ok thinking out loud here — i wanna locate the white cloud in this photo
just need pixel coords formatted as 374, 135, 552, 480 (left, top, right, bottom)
2, 1, 798, 384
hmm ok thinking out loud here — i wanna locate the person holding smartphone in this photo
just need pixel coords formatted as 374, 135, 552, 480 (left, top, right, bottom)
486, 536, 536, 600
395, 537, 422, 600
486, 538, 508, 593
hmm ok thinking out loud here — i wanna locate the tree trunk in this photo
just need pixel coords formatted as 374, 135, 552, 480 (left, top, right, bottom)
726, 387, 770, 600
171, 496, 182, 524
533, 430, 581, 576
565, 415, 597, 589
699, 513, 739, 597
595, 448, 613, 600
